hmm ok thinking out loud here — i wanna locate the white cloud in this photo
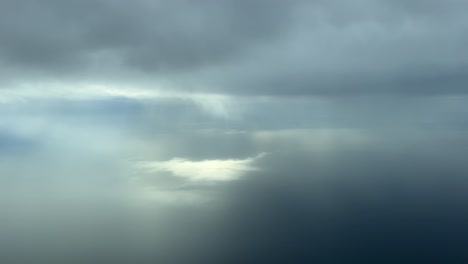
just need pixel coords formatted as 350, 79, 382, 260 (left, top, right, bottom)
0, 82, 168, 102
137, 153, 266, 183
0, 81, 239, 119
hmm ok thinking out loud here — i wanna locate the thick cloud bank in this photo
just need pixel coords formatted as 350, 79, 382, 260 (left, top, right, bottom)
1, 0, 467, 96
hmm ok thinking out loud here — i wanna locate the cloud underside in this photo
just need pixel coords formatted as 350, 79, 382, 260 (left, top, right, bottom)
0, 0, 467, 96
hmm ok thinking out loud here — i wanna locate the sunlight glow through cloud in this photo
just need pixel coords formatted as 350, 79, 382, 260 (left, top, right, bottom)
137, 153, 266, 183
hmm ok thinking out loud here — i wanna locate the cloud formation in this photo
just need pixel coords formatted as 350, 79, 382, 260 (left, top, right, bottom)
137, 155, 262, 182
0, 0, 297, 85
0, 0, 467, 97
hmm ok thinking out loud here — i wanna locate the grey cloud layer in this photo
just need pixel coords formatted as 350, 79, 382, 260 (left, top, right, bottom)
0, 0, 298, 81
1, 0, 467, 95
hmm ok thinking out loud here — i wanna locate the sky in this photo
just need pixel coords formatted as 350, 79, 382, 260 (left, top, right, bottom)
1, 0, 468, 263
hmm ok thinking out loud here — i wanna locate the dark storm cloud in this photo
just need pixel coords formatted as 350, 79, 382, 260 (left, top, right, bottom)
187, 0, 468, 96
1, 0, 467, 96
0, 0, 298, 79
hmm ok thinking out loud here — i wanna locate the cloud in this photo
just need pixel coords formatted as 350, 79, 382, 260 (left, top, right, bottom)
0, 130, 37, 155
0, 0, 298, 83
0, 0, 467, 97
137, 153, 266, 183
181, 0, 468, 96
2, 1, 468, 260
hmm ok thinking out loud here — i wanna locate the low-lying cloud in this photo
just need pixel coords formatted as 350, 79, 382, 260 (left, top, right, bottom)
137, 154, 265, 183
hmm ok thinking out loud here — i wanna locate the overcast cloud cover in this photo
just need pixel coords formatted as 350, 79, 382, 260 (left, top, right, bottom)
1, 0, 468, 263
1, 0, 468, 96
